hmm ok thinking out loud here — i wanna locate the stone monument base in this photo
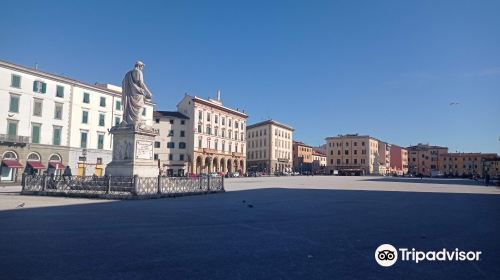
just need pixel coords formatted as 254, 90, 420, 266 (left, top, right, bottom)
105, 123, 159, 177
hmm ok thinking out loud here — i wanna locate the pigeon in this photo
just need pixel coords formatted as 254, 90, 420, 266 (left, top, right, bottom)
16, 203, 25, 208
449, 102, 460, 106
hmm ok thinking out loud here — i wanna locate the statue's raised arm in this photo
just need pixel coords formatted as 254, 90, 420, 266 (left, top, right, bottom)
121, 61, 153, 125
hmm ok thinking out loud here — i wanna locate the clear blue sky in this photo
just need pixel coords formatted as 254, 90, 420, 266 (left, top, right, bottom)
1, 0, 499, 153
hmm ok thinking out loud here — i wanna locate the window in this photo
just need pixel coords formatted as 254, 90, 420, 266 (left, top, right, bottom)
9, 95, 19, 113
33, 99, 43, 116
97, 158, 103, 165
168, 130, 174, 136
115, 116, 121, 126
11, 74, 21, 88
346, 159, 349, 164
97, 134, 105, 149
181, 120, 185, 125
56, 85, 64, 98
83, 92, 90, 103
198, 139, 202, 148
115, 100, 122, 110
33, 81, 46, 93
80, 131, 88, 148
198, 110, 203, 120
54, 103, 63, 120
180, 154, 185, 161
169, 119, 174, 124
169, 154, 173, 161
207, 113, 211, 122
179, 142, 186, 149
206, 126, 211, 135
154, 154, 159, 160
337, 159, 340, 164
222, 117, 225, 125
82, 111, 89, 124
354, 150, 357, 155
31, 123, 41, 144
198, 124, 202, 133
155, 118, 160, 124
215, 115, 218, 123
180, 130, 185, 137
100, 96, 106, 107
167, 142, 175, 148
7, 121, 18, 137
99, 113, 105, 126
142, 108, 147, 116
354, 159, 358, 164
53, 126, 62, 145
155, 141, 161, 148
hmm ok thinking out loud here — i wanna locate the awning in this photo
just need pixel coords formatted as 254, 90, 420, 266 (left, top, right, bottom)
27, 161, 46, 169
49, 162, 65, 170
2, 159, 23, 168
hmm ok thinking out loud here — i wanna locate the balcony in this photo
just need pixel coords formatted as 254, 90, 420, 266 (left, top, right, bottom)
203, 148, 217, 154
0, 134, 30, 147
278, 158, 289, 163
232, 152, 245, 158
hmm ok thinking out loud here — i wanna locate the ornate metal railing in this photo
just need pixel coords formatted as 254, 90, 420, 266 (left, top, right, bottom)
21, 174, 224, 199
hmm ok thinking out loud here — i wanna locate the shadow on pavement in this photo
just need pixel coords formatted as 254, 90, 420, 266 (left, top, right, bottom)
1, 188, 499, 280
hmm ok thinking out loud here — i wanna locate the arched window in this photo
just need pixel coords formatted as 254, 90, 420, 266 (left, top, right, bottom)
27, 152, 41, 161
49, 154, 62, 162
2, 151, 17, 159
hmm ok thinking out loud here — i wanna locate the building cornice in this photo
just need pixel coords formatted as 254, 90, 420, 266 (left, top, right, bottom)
247, 119, 294, 131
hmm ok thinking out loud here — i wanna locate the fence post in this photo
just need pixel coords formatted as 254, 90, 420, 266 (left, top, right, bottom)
199, 177, 202, 191
106, 175, 111, 194
21, 173, 26, 192
157, 175, 161, 195
222, 175, 225, 192
207, 176, 211, 192
133, 175, 139, 196
41, 175, 47, 192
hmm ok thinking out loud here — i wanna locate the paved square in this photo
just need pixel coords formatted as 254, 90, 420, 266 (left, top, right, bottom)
0, 176, 499, 279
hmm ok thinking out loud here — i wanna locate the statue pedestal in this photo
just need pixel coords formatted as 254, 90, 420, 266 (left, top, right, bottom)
105, 123, 159, 177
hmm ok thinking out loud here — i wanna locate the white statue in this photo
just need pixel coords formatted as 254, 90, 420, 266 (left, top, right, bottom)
122, 61, 152, 125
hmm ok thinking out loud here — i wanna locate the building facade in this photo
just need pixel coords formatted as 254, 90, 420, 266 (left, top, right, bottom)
153, 111, 190, 176
312, 150, 327, 174
0, 60, 154, 183
440, 153, 499, 178
407, 144, 449, 176
293, 141, 313, 174
176, 93, 248, 175
325, 134, 381, 175
246, 120, 294, 174
389, 145, 409, 175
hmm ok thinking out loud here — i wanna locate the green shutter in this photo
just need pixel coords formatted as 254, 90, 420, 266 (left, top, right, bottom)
53, 128, 61, 145
41, 82, 47, 93
8, 122, 17, 136
9, 96, 19, 112
32, 125, 40, 144
33, 81, 39, 92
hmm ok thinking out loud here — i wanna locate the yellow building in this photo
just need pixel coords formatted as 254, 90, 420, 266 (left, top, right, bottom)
441, 153, 499, 178
293, 141, 313, 173
407, 144, 449, 176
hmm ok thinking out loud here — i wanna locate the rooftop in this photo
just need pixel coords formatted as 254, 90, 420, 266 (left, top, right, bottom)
247, 119, 294, 131
154, 111, 189, 120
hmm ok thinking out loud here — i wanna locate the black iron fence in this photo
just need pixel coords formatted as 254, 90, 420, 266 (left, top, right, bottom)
22, 174, 224, 199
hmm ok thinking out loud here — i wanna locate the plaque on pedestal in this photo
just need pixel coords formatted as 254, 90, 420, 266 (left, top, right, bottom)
105, 123, 159, 177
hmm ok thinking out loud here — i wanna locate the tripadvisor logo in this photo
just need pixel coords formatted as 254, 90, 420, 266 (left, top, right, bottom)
375, 244, 482, 267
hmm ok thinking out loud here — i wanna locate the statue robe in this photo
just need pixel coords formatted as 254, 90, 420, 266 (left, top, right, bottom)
121, 68, 152, 124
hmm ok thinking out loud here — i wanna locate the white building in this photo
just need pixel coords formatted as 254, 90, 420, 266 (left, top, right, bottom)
246, 120, 294, 174
176, 92, 248, 175
0, 59, 153, 183
153, 111, 190, 176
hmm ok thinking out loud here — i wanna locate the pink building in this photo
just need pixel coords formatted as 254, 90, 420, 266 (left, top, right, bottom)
390, 145, 408, 175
